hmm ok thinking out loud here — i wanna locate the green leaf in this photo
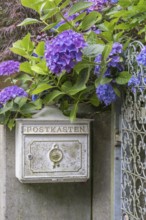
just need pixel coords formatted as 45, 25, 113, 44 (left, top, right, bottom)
83, 44, 105, 57
74, 61, 90, 73
100, 77, 112, 85
18, 18, 40, 26
70, 102, 79, 121
115, 71, 131, 85
57, 23, 71, 32
69, 2, 93, 15
11, 33, 34, 56
60, 0, 70, 9
102, 43, 113, 62
31, 60, 48, 75
113, 87, 121, 97
81, 11, 102, 30
20, 103, 37, 115
8, 119, 15, 130
21, 0, 44, 14
42, 22, 58, 31
90, 94, 100, 107
87, 31, 98, 44
34, 41, 45, 56
43, 90, 64, 104
63, 71, 89, 96
32, 98, 42, 110
32, 84, 53, 95
20, 62, 33, 74
14, 97, 28, 108
40, 8, 59, 21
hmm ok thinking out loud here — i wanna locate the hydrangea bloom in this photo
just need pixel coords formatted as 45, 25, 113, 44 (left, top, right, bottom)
45, 30, 87, 74
110, 0, 118, 3
109, 42, 123, 56
94, 54, 102, 75
96, 84, 117, 105
0, 60, 20, 76
128, 76, 141, 93
94, 42, 123, 75
136, 46, 146, 66
87, 0, 108, 12
0, 85, 28, 105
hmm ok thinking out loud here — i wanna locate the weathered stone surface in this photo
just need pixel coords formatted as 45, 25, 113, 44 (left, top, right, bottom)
0, 111, 112, 220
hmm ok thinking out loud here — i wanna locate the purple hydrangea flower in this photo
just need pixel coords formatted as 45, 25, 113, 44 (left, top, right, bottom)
0, 85, 28, 105
0, 60, 20, 76
45, 30, 87, 74
110, 0, 118, 3
94, 54, 102, 75
87, 0, 108, 12
94, 42, 123, 75
96, 83, 117, 105
128, 76, 141, 93
110, 42, 123, 56
108, 55, 120, 67
136, 46, 146, 66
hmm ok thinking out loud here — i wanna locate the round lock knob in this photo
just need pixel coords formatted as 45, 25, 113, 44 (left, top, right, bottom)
49, 148, 63, 163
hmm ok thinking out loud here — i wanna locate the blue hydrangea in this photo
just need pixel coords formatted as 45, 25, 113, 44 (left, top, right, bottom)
110, 0, 118, 3
128, 76, 141, 93
94, 54, 102, 75
109, 42, 123, 56
96, 84, 117, 105
0, 85, 28, 105
108, 55, 120, 67
94, 42, 123, 75
136, 46, 146, 66
45, 30, 87, 74
87, 0, 108, 12
0, 60, 20, 76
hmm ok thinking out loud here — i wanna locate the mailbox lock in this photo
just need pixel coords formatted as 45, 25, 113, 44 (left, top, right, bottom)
49, 145, 63, 163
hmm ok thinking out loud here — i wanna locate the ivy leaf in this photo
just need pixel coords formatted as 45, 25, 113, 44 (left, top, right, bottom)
115, 71, 131, 85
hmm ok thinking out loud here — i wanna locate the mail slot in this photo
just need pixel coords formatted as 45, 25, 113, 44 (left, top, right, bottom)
15, 106, 91, 183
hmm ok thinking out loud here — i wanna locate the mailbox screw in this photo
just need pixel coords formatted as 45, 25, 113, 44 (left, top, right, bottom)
28, 154, 33, 160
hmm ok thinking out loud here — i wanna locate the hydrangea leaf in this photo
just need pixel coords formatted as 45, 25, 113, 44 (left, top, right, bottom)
116, 71, 131, 85
17, 18, 40, 26
31, 84, 53, 95
90, 94, 100, 107
20, 62, 33, 75
74, 61, 90, 74
34, 41, 45, 56
70, 102, 79, 122
40, 8, 59, 21
69, 2, 93, 16
81, 12, 102, 31
83, 44, 105, 57
60, 0, 70, 9
43, 90, 64, 104
31, 60, 48, 75
100, 77, 112, 85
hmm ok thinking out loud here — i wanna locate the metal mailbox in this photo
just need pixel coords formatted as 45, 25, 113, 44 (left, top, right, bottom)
15, 106, 91, 183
